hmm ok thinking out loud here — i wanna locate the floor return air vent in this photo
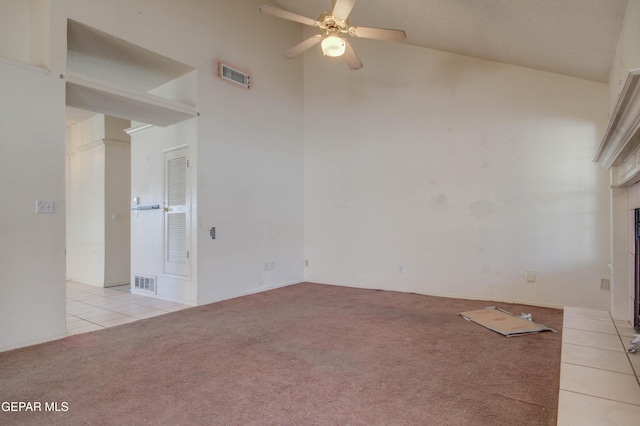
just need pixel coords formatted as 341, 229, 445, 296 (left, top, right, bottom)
133, 274, 157, 294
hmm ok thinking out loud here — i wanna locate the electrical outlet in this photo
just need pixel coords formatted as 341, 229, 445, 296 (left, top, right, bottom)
600, 278, 610, 291
525, 270, 536, 283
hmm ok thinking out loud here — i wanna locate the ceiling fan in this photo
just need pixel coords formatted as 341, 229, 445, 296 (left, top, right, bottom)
259, 0, 406, 70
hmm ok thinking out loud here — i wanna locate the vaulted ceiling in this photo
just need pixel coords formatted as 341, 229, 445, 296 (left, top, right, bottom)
271, 0, 628, 83
68, 1, 629, 124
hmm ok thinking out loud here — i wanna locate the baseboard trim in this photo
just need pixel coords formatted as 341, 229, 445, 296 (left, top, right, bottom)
303, 280, 566, 310
0, 332, 68, 354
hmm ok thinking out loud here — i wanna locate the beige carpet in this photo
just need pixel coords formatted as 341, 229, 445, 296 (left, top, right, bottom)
0, 283, 562, 425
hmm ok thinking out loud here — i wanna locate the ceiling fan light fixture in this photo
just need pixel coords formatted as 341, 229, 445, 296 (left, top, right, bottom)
259, 1, 406, 70
321, 36, 346, 57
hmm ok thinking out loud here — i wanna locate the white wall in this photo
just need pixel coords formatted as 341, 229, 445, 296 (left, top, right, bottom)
0, 0, 29, 63
28, 0, 50, 68
66, 116, 106, 286
131, 121, 198, 304
189, 2, 305, 304
104, 118, 131, 286
609, 0, 640, 113
0, 62, 66, 351
304, 38, 611, 309
0, 0, 49, 67
66, 115, 130, 287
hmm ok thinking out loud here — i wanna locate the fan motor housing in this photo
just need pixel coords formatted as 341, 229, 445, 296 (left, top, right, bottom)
317, 12, 349, 34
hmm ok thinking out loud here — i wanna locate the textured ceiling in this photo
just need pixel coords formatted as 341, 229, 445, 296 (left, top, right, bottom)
270, 0, 628, 82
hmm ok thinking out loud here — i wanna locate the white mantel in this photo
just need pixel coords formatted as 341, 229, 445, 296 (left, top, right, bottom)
595, 69, 640, 186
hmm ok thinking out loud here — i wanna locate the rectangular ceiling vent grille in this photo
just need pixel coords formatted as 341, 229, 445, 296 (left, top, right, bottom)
133, 274, 157, 294
218, 62, 250, 89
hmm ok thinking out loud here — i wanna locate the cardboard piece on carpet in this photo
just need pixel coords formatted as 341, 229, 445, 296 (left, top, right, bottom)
459, 306, 557, 337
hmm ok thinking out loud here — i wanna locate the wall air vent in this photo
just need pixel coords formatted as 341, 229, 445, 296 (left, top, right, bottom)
218, 62, 250, 89
133, 274, 157, 294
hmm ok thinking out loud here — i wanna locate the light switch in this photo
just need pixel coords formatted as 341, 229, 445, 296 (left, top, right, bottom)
36, 200, 54, 214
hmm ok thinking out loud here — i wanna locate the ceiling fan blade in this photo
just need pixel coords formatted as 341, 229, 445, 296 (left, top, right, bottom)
283, 34, 323, 59
349, 26, 406, 42
343, 40, 363, 70
259, 5, 318, 26
332, 0, 357, 21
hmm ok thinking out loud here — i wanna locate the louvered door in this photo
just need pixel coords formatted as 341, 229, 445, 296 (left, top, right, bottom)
164, 147, 190, 277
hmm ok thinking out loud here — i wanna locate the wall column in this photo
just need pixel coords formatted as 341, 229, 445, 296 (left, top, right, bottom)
611, 184, 631, 320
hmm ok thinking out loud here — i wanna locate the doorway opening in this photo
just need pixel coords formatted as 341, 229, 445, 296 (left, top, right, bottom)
65, 112, 131, 290
63, 19, 198, 324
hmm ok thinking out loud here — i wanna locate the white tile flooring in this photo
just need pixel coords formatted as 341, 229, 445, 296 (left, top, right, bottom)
66, 281, 190, 335
558, 307, 640, 425
66, 284, 640, 424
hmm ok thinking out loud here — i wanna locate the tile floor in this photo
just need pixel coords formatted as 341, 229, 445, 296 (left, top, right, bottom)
66, 283, 640, 424
66, 281, 190, 335
557, 307, 640, 425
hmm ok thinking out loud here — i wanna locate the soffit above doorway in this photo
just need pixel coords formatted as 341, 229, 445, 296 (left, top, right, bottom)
65, 20, 197, 128
67, 19, 193, 93
66, 73, 197, 128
